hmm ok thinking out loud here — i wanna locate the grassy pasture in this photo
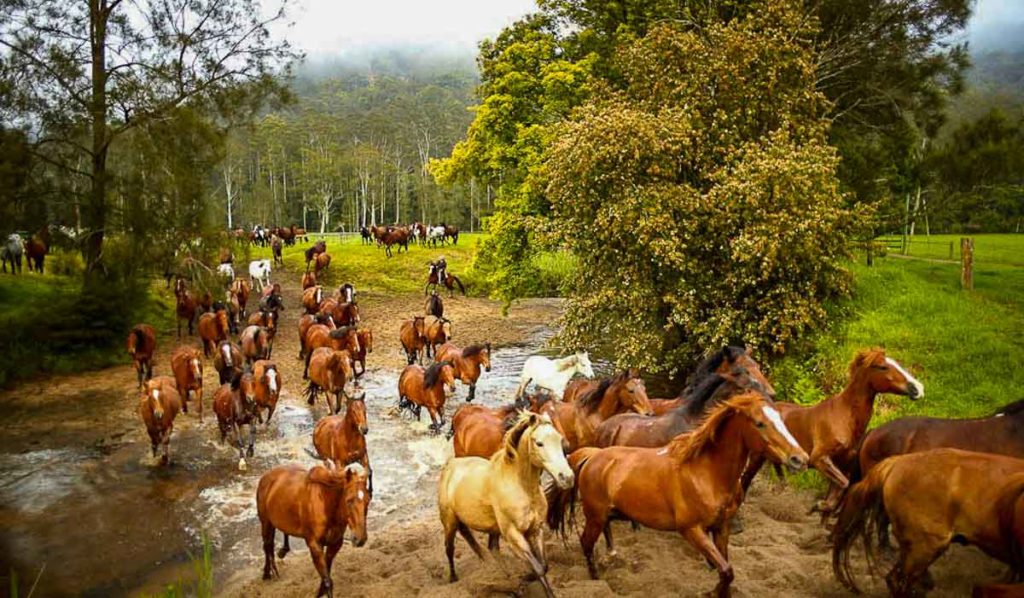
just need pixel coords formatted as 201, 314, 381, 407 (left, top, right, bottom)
882, 232, 1024, 266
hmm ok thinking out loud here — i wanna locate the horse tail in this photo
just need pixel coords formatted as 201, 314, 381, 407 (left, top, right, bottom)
831, 457, 897, 593
303, 381, 317, 404
996, 474, 1024, 577
451, 275, 465, 295
546, 448, 598, 537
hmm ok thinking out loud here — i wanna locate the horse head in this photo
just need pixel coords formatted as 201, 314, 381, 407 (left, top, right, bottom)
144, 382, 165, 421
729, 392, 808, 472
347, 393, 369, 435
850, 348, 924, 400
262, 365, 280, 400
718, 345, 776, 400
619, 370, 653, 416
575, 352, 595, 377
359, 328, 373, 354
439, 318, 452, 340
505, 413, 574, 489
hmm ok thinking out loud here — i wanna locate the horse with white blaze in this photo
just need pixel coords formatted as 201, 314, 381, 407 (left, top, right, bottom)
515, 352, 595, 400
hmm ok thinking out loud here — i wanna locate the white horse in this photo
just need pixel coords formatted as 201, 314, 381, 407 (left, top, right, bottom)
248, 259, 271, 292
2, 233, 24, 274
427, 226, 446, 247
515, 352, 595, 400
216, 263, 235, 281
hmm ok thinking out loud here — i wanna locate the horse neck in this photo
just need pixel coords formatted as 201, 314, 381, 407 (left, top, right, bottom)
833, 372, 879, 436
499, 434, 544, 492
596, 382, 626, 419
678, 413, 751, 495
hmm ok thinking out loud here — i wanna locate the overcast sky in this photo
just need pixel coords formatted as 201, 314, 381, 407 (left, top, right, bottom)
270, 0, 1023, 58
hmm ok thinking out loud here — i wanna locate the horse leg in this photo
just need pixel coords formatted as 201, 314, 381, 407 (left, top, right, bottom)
603, 521, 615, 554
503, 526, 554, 598
146, 360, 153, 382
247, 422, 256, 457
162, 428, 171, 465
456, 522, 486, 560
428, 407, 442, 434
488, 533, 500, 553
467, 384, 475, 403
444, 519, 459, 582
278, 534, 291, 559
308, 540, 332, 598
579, 511, 606, 579
262, 522, 279, 579
886, 537, 947, 598
809, 455, 849, 515
681, 526, 733, 598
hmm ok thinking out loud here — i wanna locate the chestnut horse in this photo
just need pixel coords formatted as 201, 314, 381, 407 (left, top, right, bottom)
240, 324, 271, 365
197, 307, 230, 358
302, 286, 324, 314
24, 227, 48, 273
397, 360, 456, 433
230, 278, 251, 320
312, 394, 369, 473
253, 360, 281, 424
213, 371, 260, 470
832, 449, 1024, 597
549, 392, 808, 597
305, 347, 355, 415
353, 328, 373, 378
303, 325, 359, 380
450, 390, 565, 459
740, 348, 924, 515
170, 345, 204, 422
381, 228, 409, 258
257, 461, 370, 598
126, 324, 157, 388
399, 316, 427, 365
213, 341, 243, 385
139, 377, 183, 465
549, 369, 654, 452
422, 316, 451, 360
298, 313, 334, 361
301, 271, 317, 290
246, 309, 278, 356
424, 267, 465, 297
314, 252, 331, 276
425, 290, 443, 318
435, 342, 491, 402
337, 283, 355, 304
438, 413, 574, 598
174, 278, 198, 338
329, 301, 360, 327
304, 239, 326, 269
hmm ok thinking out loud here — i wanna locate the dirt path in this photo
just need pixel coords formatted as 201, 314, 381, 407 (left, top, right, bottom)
0, 262, 1008, 597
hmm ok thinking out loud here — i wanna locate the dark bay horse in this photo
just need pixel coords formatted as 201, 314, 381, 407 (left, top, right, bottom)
548, 392, 807, 596
648, 345, 776, 414
382, 228, 409, 258
425, 290, 443, 318
24, 226, 49, 273
174, 278, 198, 337
449, 390, 564, 459
434, 342, 491, 402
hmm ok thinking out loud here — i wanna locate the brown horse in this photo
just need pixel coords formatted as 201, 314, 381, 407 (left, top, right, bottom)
305, 347, 354, 415
397, 360, 457, 434
399, 316, 427, 365
594, 348, 776, 448
304, 325, 360, 380
213, 371, 260, 470
449, 390, 565, 459
435, 342, 491, 402
252, 360, 281, 425
257, 461, 369, 598
247, 309, 278, 357
301, 271, 317, 290
302, 285, 324, 314
382, 228, 409, 258
174, 278, 198, 338
230, 278, 251, 319
832, 449, 1024, 597
24, 227, 48, 273
330, 301, 360, 327
298, 313, 334, 361
740, 348, 924, 515
240, 325, 271, 365
314, 252, 331, 276
197, 307, 230, 358
126, 324, 157, 388
312, 394, 369, 472
213, 340, 243, 385
337, 283, 355, 304
304, 239, 326, 269
549, 392, 808, 596
549, 370, 654, 452
271, 236, 284, 267
353, 328, 373, 378
425, 290, 443, 318
170, 345, 204, 422
422, 316, 452, 360
425, 268, 465, 297
139, 377, 183, 465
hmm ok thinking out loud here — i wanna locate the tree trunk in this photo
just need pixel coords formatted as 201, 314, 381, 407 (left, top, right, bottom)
85, 0, 109, 278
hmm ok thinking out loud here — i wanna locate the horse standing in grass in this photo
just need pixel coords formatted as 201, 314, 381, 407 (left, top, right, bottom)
314, 252, 331, 276
435, 343, 491, 402
214, 371, 260, 470
399, 316, 427, 365
126, 324, 157, 388
252, 360, 281, 425
832, 449, 1024, 597
2, 233, 23, 274
397, 361, 457, 433
515, 352, 594, 400
438, 413, 573, 598
139, 377, 183, 465
422, 316, 451, 360
170, 345, 204, 422
24, 226, 49, 273
549, 392, 808, 597
257, 461, 370, 598
740, 348, 924, 516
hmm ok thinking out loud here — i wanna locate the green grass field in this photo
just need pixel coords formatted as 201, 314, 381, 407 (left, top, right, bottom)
879, 232, 1024, 266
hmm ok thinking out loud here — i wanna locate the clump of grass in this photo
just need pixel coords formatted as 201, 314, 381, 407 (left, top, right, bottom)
144, 534, 215, 598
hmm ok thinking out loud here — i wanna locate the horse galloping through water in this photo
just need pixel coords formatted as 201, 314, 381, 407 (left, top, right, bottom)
213, 371, 260, 470
397, 360, 457, 434
435, 342, 491, 402
170, 345, 204, 422
305, 347, 355, 415
312, 393, 369, 475
252, 360, 281, 425
126, 324, 157, 388
139, 376, 183, 465
399, 316, 427, 365
198, 305, 231, 358
422, 316, 452, 360
438, 412, 574, 598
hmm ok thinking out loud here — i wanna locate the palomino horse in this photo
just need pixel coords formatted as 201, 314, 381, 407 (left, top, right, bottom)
399, 316, 427, 365
312, 394, 369, 474
832, 449, 1024, 597
397, 360, 457, 434
305, 347, 355, 415
197, 306, 230, 357
213, 341, 243, 385
257, 461, 370, 598
240, 325, 271, 365
435, 343, 491, 402
213, 371, 260, 470
170, 345, 204, 422
438, 413, 573, 598
425, 290, 443, 318
252, 360, 281, 424
422, 316, 452, 360
174, 278, 198, 338
139, 377, 183, 465
547, 370, 654, 452
740, 348, 924, 515
549, 392, 808, 597
298, 312, 334, 361
515, 352, 594, 400
126, 324, 157, 388
449, 390, 565, 459
353, 328, 373, 378
2, 233, 23, 274
424, 265, 465, 297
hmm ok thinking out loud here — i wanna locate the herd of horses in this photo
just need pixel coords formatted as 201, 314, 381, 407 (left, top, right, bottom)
359, 222, 460, 258
116, 232, 1023, 597
1, 226, 51, 274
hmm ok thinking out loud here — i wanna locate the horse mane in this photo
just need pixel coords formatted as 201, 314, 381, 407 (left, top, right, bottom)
996, 399, 1024, 417
423, 360, 452, 388
229, 370, 244, 390
681, 373, 728, 418
578, 370, 630, 413
684, 346, 744, 389
501, 412, 535, 462
130, 326, 146, 349
850, 348, 886, 377
667, 393, 762, 462
555, 355, 580, 372
329, 326, 355, 339
461, 344, 489, 358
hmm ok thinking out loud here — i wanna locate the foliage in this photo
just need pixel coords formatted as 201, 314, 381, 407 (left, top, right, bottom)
547, 2, 856, 373
143, 533, 215, 598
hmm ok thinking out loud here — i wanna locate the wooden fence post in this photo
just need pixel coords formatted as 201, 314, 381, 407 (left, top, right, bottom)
948, 241, 954, 260
960, 237, 974, 290
866, 241, 873, 266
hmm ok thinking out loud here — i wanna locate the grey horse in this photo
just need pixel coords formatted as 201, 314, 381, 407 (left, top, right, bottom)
1, 233, 23, 274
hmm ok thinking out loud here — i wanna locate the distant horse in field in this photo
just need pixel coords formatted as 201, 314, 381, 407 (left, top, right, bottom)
304, 240, 326, 270
443, 224, 459, 245
515, 352, 594, 400
382, 228, 409, 258
271, 236, 284, 267
24, 226, 49, 273
424, 263, 465, 297
139, 377, 183, 466
249, 259, 272, 292
314, 252, 331, 276
214, 371, 260, 470
2, 233, 23, 274
359, 226, 372, 245
126, 324, 157, 388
